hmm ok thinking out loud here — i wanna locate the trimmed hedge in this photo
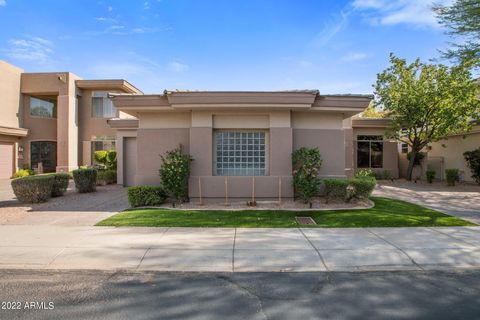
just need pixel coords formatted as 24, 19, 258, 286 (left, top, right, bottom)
11, 175, 54, 203
72, 168, 97, 193
324, 177, 376, 202
50, 173, 70, 197
128, 186, 167, 207
97, 169, 117, 185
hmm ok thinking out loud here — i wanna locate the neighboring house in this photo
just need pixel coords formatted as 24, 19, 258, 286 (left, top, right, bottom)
0, 60, 141, 178
398, 123, 480, 182
108, 91, 398, 201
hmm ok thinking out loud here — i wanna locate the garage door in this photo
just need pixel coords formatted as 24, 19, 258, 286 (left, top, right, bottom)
123, 137, 137, 187
0, 142, 14, 179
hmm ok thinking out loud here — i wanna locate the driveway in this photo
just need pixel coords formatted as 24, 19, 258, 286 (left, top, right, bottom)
0, 179, 128, 226
374, 180, 480, 224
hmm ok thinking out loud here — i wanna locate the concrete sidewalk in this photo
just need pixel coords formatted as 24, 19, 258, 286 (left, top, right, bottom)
1, 225, 480, 272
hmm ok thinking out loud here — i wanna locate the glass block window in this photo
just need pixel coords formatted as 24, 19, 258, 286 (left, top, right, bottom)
92, 91, 117, 118
214, 131, 267, 176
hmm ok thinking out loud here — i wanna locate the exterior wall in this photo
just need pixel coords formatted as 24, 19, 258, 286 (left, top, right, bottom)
78, 90, 119, 166
0, 134, 20, 177
426, 128, 480, 182
353, 127, 399, 179
0, 61, 23, 128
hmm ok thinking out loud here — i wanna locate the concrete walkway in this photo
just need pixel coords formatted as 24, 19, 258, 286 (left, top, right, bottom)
1, 225, 480, 272
374, 180, 480, 224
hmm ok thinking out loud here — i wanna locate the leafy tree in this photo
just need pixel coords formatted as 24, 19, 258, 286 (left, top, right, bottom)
434, 0, 480, 67
361, 102, 385, 118
159, 148, 193, 205
292, 147, 322, 206
464, 147, 480, 184
374, 54, 480, 180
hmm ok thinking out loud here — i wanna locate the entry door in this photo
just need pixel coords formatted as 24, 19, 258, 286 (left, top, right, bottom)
123, 137, 137, 186
0, 142, 14, 179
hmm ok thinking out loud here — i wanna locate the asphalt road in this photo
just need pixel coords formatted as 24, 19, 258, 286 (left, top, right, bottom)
0, 269, 479, 320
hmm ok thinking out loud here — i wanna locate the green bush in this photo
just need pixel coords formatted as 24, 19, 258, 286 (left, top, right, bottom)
11, 175, 54, 203
159, 148, 193, 203
355, 169, 375, 178
445, 168, 460, 186
349, 177, 376, 199
72, 168, 97, 193
97, 169, 117, 185
426, 170, 436, 184
292, 147, 323, 204
324, 177, 376, 202
50, 173, 70, 197
11, 168, 35, 179
128, 186, 167, 207
464, 148, 480, 184
94, 150, 117, 170
324, 179, 349, 202
374, 170, 391, 180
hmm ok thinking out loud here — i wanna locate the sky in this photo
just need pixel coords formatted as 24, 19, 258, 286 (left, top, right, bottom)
0, 0, 454, 94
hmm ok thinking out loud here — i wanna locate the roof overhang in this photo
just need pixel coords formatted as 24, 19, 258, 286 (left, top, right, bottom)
0, 126, 29, 137
76, 80, 143, 94
352, 117, 392, 128
109, 91, 373, 115
107, 118, 139, 130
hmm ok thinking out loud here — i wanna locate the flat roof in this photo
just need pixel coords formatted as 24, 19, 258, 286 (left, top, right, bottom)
76, 79, 143, 94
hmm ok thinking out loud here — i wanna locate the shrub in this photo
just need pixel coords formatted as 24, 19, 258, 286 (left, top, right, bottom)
355, 169, 375, 178
349, 177, 376, 199
159, 148, 193, 203
374, 170, 391, 180
94, 150, 117, 170
11, 175, 54, 203
292, 147, 323, 204
50, 173, 70, 197
72, 168, 97, 193
97, 169, 117, 185
324, 177, 376, 202
445, 169, 460, 186
464, 147, 480, 184
324, 179, 349, 202
128, 186, 167, 207
407, 152, 425, 166
11, 168, 35, 179
426, 170, 436, 184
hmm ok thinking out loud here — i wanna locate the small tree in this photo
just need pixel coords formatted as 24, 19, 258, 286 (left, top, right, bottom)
292, 147, 322, 206
361, 102, 385, 118
94, 150, 117, 170
159, 148, 193, 205
374, 54, 480, 180
464, 147, 480, 184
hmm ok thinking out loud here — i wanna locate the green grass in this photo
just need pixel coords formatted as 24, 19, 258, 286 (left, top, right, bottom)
96, 197, 476, 228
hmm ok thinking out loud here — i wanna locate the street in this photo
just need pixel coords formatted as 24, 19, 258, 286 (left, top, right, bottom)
1, 269, 479, 320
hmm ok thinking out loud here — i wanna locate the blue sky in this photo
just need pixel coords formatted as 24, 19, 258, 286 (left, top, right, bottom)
0, 0, 453, 94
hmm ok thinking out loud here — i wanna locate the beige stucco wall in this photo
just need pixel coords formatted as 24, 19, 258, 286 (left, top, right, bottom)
352, 127, 399, 178
427, 129, 480, 182
0, 61, 23, 128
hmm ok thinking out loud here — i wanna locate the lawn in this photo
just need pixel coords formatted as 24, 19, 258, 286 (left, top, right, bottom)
96, 197, 476, 228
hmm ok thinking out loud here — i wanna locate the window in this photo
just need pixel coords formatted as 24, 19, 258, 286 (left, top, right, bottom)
31, 141, 57, 173
92, 91, 117, 118
30, 97, 56, 118
357, 135, 383, 168
214, 131, 267, 176
91, 139, 116, 163
401, 143, 408, 154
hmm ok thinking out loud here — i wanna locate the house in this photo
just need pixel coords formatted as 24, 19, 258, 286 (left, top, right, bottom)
108, 91, 399, 201
0, 60, 142, 178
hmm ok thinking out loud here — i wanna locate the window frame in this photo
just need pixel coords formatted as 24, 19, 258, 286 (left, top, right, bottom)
356, 135, 384, 169
29, 96, 57, 119
91, 91, 118, 119
213, 129, 269, 176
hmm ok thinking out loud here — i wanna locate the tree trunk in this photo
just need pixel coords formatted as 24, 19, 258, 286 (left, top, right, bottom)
406, 149, 417, 181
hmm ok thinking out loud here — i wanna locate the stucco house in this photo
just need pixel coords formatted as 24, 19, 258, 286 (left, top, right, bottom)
107, 91, 399, 201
